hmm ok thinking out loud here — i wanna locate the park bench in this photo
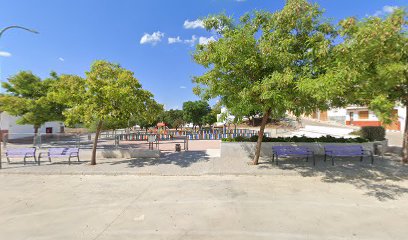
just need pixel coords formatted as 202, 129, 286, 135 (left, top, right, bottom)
324, 145, 374, 166
5, 148, 37, 165
39, 148, 80, 165
272, 146, 315, 166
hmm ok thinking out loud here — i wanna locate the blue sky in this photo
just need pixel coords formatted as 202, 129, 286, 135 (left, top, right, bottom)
0, 0, 406, 109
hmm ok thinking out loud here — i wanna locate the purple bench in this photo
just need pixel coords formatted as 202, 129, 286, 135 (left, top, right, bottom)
272, 146, 315, 166
5, 148, 37, 165
39, 148, 80, 165
324, 145, 374, 165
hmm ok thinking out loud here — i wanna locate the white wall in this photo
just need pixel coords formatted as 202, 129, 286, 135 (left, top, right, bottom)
398, 106, 406, 132
345, 109, 379, 121
0, 112, 64, 139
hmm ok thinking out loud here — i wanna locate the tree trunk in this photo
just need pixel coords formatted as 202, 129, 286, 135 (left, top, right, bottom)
252, 108, 271, 165
33, 125, 40, 146
403, 106, 408, 163
91, 120, 103, 165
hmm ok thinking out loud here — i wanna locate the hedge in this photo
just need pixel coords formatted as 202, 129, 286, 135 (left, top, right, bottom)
222, 135, 369, 143
359, 126, 386, 141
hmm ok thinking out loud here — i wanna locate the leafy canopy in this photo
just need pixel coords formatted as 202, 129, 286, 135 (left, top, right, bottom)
182, 100, 212, 127
160, 109, 185, 129
0, 71, 65, 129
193, 0, 336, 119
300, 8, 407, 123
51, 60, 160, 127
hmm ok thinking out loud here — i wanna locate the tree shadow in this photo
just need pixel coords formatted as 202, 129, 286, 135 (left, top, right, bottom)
109, 150, 211, 168
262, 154, 408, 201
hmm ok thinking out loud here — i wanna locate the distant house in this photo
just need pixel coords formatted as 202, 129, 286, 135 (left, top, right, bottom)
346, 106, 406, 131
308, 108, 347, 124
0, 112, 64, 140
308, 106, 406, 132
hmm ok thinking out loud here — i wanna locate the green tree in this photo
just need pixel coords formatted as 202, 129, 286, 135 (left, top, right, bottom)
0, 71, 65, 133
193, 0, 334, 164
182, 100, 212, 130
51, 60, 159, 165
133, 99, 164, 131
162, 109, 185, 130
304, 9, 408, 162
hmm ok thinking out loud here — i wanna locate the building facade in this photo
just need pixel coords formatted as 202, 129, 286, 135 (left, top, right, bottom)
308, 106, 406, 132
345, 106, 406, 131
0, 112, 64, 140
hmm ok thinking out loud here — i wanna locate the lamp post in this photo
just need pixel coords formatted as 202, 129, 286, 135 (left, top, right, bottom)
0, 26, 38, 38
0, 25, 38, 169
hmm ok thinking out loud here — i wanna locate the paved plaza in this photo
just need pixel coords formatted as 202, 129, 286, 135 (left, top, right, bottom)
1, 173, 408, 240
1, 137, 408, 239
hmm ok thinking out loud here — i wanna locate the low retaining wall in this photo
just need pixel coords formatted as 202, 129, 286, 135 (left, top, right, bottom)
72, 149, 160, 160
221, 141, 387, 160
97, 149, 160, 159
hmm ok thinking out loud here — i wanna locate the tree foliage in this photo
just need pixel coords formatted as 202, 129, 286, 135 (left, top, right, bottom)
301, 8, 408, 162
51, 60, 161, 164
0, 71, 65, 132
161, 109, 185, 130
182, 100, 212, 128
193, 0, 335, 164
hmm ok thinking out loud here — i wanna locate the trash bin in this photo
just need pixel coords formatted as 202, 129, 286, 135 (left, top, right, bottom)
175, 144, 181, 152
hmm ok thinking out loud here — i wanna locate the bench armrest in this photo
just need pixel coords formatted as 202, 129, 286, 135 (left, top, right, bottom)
39, 152, 50, 157
69, 152, 79, 157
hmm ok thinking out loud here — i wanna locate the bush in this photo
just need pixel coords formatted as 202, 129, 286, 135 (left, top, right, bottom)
359, 126, 385, 141
222, 135, 369, 143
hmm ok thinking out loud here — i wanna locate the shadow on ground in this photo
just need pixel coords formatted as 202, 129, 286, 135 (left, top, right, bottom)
256, 154, 408, 201
109, 150, 210, 168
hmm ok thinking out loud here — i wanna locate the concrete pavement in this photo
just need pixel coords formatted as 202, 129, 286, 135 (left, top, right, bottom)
1, 174, 408, 240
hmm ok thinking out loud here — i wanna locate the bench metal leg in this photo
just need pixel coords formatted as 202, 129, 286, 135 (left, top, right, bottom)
68, 156, 71, 165
371, 154, 374, 165
272, 154, 275, 163
331, 156, 334, 166
6, 157, 10, 163
276, 156, 279, 166
306, 156, 309, 162
313, 155, 316, 166
360, 156, 363, 162
23, 156, 26, 165
324, 154, 327, 162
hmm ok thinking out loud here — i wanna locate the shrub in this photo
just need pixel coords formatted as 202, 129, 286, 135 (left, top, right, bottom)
359, 126, 385, 141
222, 135, 369, 143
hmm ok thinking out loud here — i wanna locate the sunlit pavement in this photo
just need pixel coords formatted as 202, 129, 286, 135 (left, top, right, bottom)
1, 174, 408, 240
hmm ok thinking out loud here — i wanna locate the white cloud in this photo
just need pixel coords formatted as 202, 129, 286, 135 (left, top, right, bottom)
140, 31, 165, 45
374, 5, 399, 16
58, 57, 65, 62
0, 51, 12, 57
180, 86, 186, 89
168, 36, 182, 44
183, 19, 204, 29
199, 36, 216, 45
184, 35, 197, 46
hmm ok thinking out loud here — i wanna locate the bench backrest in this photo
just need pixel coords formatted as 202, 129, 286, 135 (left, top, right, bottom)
324, 145, 363, 155
272, 146, 310, 155
6, 148, 36, 155
49, 148, 79, 155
